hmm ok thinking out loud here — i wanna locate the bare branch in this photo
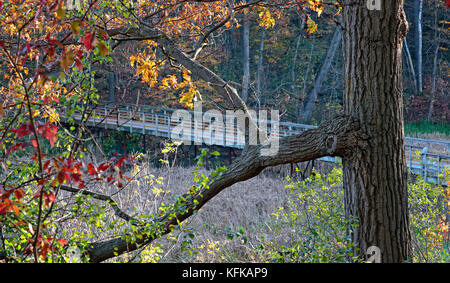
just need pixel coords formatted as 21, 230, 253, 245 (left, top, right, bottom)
60, 185, 135, 223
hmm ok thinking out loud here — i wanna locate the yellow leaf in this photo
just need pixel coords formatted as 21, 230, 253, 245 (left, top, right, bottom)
70, 21, 80, 35
56, 4, 65, 20
32, 109, 40, 118
130, 55, 137, 67
306, 19, 318, 34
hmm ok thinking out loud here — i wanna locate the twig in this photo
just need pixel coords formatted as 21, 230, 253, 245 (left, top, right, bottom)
59, 185, 136, 223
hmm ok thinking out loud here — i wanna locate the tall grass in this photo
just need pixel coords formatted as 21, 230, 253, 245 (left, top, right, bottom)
405, 121, 450, 138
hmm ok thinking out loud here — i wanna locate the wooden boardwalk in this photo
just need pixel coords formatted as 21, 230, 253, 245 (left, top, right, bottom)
68, 103, 450, 185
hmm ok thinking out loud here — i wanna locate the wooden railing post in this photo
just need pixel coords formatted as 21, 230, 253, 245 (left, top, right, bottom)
155, 113, 158, 136
142, 112, 145, 134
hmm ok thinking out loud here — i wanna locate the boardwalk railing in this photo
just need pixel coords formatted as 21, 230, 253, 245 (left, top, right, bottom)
65, 103, 450, 185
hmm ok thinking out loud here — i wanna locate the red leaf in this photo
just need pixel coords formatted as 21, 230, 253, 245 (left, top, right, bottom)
39, 241, 50, 259
48, 39, 64, 49
117, 156, 126, 168
97, 163, 109, 172
14, 189, 24, 200
44, 124, 58, 146
45, 46, 55, 58
57, 239, 68, 246
75, 58, 83, 71
47, 191, 55, 203
38, 123, 58, 146
57, 171, 65, 184
83, 32, 95, 51
0, 205, 6, 215
12, 123, 31, 138
31, 139, 38, 149
11, 204, 19, 215
88, 163, 96, 176
43, 160, 51, 171
75, 49, 83, 60
107, 175, 114, 183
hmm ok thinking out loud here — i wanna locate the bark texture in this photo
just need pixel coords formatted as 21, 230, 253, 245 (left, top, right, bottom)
341, 0, 411, 262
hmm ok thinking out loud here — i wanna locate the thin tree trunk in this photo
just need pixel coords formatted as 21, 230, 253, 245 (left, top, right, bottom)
414, 0, 423, 93
291, 32, 302, 120
341, 0, 411, 262
291, 34, 301, 94
428, 0, 441, 121
297, 38, 315, 123
403, 38, 418, 94
302, 27, 341, 123
241, 13, 250, 103
256, 28, 265, 108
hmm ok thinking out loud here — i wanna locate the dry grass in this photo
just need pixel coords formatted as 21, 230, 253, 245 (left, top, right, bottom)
57, 155, 334, 262
116, 164, 294, 263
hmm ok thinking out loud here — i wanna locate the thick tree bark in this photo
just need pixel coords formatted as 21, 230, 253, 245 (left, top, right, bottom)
341, 0, 411, 262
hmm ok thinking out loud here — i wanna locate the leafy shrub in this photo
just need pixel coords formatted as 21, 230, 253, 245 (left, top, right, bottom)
254, 166, 450, 263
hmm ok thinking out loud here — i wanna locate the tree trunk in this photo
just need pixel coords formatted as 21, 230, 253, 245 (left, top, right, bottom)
297, 38, 315, 123
427, 0, 440, 121
341, 0, 411, 262
403, 38, 418, 94
255, 28, 265, 108
241, 13, 250, 103
414, 0, 423, 93
302, 27, 341, 123
98, 3, 412, 263
106, 73, 116, 102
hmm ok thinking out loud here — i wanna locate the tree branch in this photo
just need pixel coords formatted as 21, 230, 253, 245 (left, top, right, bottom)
60, 185, 135, 222
85, 115, 365, 262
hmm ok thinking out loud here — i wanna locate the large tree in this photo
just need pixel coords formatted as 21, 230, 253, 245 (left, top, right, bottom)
0, 0, 411, 263
88, 0, 411, 263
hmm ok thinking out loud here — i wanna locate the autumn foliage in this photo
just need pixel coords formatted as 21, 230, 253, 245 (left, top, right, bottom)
0, 0, 334, 262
